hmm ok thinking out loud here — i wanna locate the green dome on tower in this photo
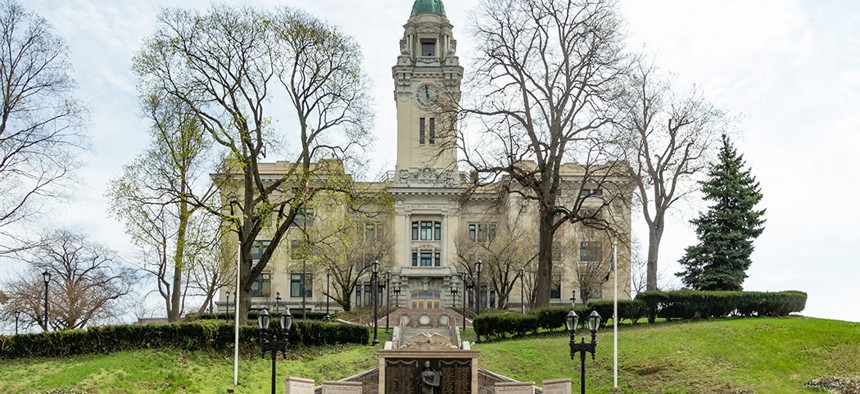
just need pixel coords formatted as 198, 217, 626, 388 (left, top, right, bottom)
411, 0, 446, 15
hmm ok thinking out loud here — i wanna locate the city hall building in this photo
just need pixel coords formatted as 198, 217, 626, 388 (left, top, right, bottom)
218, 0, 631, 314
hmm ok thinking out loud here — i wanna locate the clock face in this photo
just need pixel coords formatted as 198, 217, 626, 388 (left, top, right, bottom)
416, 84, 438, 107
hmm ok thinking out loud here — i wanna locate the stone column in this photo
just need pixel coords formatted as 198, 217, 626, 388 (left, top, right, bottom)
542, 378, 572, 394
284, 377, 315, 394
494, 381, 536, 393
321, 381, 362, 394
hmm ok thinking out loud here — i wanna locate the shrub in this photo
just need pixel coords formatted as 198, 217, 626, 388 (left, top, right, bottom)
635, 290, 807, 321
585, 300, 647, 325
192, 311, 331, 322
474, 313, 538, 339
0, 320, 368, 359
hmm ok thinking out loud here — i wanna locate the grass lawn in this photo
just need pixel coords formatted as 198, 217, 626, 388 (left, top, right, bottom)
1, 317, 858, 393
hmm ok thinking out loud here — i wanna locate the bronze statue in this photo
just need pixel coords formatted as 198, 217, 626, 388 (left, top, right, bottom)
418, 361, 441, 394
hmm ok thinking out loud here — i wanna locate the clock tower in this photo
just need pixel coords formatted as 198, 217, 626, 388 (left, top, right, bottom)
393, 0, 463, 180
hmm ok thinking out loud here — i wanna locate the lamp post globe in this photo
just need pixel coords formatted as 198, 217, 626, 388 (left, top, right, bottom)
567, 310, 601, 394
259, 307, 290, 394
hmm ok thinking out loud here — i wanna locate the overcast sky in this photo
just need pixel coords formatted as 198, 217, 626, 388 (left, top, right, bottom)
11, 0, 859, 324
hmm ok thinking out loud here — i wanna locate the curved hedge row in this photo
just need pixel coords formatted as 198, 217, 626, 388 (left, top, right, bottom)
0, 319, 368, 359
474, 290, 806, 339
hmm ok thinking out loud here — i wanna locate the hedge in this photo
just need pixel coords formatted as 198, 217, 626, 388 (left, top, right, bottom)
474, 291, 806, 339
586, 300, 647, 325
192, 311, 332, 322
635, 290, 807, 322
0, 319, 368, 359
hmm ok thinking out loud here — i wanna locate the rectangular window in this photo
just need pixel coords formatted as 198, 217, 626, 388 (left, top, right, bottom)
550, 274, 561, 299
355, 284, 362, 307
421, 40, 436, 56
434, 221, 441, 240
420, 221, 433, 240
468, 223, 496, 243
412, 222, 419, 240
579, 188, 603, 198
434, 252, 441, 267
290, 240, 302, 260
412, 252, 418, 267
419, 118, 426, 144
295, 208, 314, 227
420, 252, 433, 267
290, 273, 313, 298
251, 240, 270, 261
251, 273, 271, 297
429, 118, 435, 144
580, 241, 601, 262
363, 284, 372, 307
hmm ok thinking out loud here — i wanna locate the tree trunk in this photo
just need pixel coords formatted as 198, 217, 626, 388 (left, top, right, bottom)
168, 187, 189, 322
646, 214, 665, 292
534, 209, 555, 307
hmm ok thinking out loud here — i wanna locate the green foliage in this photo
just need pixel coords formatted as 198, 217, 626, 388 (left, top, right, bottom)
192, 311, 332, 322
677, 134, 766, 290
636, 290, 807, 321
473, 313, 539, 339
586, 300, 647, 324
0, 320, 368, 359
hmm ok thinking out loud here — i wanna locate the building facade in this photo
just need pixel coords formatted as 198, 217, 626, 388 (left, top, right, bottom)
218, 0, 631, 315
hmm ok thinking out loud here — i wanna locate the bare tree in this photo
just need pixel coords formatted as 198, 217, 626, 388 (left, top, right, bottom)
455, 201, 537, 309
462, 0, 629, 307
0, 0, 87, 254
133, 6, 371, 324
618, 60, 723, 291
307, 190, 393, 312
573, 227, 613, 303
0, 230, 136, 330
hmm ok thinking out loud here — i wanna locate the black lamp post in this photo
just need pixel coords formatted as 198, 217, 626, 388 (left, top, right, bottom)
42, 270, 50, 331
461, 272, 469, 332
384, 270, 391, 333
519, 267, 526, 314
325, 268, 331, 322
474, 259, 483, 343
393, 286, 400, 308
566, 310, 602, 394
14, 311, 21, 335
371, 260, 380, 346
225, 291, 231, 323
275, 292, 281, 313
259, 308, 292, 394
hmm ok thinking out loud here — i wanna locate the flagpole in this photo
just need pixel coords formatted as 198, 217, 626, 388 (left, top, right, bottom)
234, 243, 240, 386
613, 240, 618, 388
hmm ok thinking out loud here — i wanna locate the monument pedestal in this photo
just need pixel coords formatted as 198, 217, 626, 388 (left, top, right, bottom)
377, 349, 480, 394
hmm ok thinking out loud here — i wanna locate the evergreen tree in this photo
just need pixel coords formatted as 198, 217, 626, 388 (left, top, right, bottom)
677, 134, 766, 290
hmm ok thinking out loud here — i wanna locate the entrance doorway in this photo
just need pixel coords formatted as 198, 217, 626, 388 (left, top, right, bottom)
410, 290, 441, 309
